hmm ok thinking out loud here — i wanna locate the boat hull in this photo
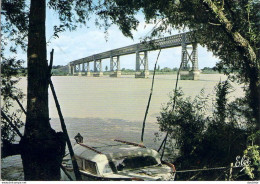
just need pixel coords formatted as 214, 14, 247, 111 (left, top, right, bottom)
61, 168, 141, 181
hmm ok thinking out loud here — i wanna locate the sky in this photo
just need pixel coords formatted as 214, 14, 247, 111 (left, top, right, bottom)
15, 6, 220, 71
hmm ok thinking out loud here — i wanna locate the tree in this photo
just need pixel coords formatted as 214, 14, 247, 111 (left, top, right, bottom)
19, 0, 65, 180
161, 67, 172, 72
172, 67, 178, 71
156, 81, 256, 180
1, 0, 67, 180
1, 0, 140, 181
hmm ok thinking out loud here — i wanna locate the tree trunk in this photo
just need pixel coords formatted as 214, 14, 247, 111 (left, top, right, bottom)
203, 0, 260, 129
20, 0, 65, 180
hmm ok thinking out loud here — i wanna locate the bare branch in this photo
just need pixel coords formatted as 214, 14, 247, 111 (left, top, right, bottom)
14, 96, 27, 115
208, 22, 221, 26
1, 110, 23, 138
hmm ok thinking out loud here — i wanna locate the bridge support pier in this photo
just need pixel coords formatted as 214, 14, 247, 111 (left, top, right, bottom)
180, 40, 200, 80
69, 64, 75, 76
77, 64, 82, 76
73, 64, 79, 76
81, 63, 86, 76
86, 62, 91, 76
180, 70, 200, 80
70, 65, 76, 76
135, 51, 149, 78
110, 56, 121, 77
189, 43, 200, 80
93, 59, 103, 77
68, 64, 71, 75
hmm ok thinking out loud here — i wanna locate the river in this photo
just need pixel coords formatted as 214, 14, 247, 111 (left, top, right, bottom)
1, 74, 244, 180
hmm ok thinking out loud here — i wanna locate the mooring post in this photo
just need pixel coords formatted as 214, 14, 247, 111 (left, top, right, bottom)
228, 163, 233, 181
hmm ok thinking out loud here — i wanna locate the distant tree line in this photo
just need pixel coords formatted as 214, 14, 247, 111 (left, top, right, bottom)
15, 65, 224, 76
51, 65, 69, 76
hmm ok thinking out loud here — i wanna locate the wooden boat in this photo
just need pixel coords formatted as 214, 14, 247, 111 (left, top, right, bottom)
61, 139, 176, 181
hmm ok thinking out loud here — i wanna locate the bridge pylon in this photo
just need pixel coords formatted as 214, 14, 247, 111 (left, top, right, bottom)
77, 64, 82, 76
135, 51, 149, 78
93, 59, 103, 77
68, 64, 74, 76
85, 62, 91, 76
180, 34, 200, 80
110, 56, 121, 77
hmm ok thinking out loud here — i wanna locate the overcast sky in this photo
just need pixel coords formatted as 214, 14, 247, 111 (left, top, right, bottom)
16, 7, 219, 70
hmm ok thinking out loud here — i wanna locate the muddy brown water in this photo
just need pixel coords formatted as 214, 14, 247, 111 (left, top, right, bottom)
1, 74, 244, 180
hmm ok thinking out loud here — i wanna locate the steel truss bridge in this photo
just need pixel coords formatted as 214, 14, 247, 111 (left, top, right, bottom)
68, 32, 200, 80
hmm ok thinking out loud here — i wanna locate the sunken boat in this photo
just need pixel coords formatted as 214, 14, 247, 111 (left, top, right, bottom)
61, 138, 176, 181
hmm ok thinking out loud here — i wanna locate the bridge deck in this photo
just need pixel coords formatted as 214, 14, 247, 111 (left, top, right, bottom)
70, 32, 193, 65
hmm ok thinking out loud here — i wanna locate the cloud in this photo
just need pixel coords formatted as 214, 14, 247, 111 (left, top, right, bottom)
8, 12, 218, 70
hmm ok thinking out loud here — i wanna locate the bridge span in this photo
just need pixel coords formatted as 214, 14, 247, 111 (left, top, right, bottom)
68, 32, 200, 80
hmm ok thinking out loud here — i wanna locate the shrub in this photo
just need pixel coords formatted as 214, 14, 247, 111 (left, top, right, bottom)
156, 80, 258, 180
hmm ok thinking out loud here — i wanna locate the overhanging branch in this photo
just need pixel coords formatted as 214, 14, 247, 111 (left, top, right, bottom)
203, 0, 257, 63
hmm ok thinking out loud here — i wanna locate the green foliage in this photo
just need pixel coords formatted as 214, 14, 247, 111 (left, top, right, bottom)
214, 80, 231, 122
243, 144, 260, 179
1, 56, 25, 143
160, 67, 172, 72
156, 80, 256, 180
51, 65, 69, 76
1, 0, 29, 52
202, 67, 221, 74
47, 0, 140, 39
157, 88, 209, 165
242, 131, 260, 179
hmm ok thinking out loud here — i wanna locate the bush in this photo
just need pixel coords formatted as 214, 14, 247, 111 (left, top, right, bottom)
156, 80, 258, 180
